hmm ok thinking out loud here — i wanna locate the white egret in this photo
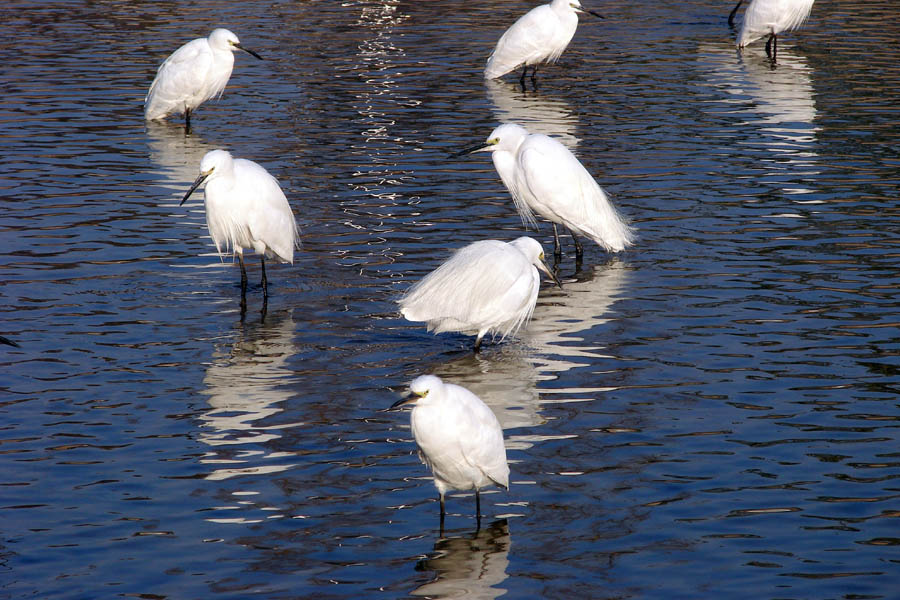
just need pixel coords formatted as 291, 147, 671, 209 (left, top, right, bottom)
390, 375, 510, 527
484, 0, 602, 87
181, 150, 300, 314
457, 123, 634, 261
399, 237, 560, 351
730, 0, 815, 60
145, 28, 262, 129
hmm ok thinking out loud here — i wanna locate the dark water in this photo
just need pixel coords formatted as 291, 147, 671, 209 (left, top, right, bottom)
2, 0, 899, 598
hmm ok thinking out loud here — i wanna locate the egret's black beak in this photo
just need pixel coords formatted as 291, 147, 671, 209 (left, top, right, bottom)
235, 43, 263, 60
538, 260, 563, 289
584, 8, 604, 18
389, 395, 418, 411
181, 172, 209, 205
451, 142, 491, 158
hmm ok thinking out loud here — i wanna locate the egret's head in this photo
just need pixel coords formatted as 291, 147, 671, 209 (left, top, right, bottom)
510, 237, 563, 288
389, 375, 443, 410
209, 28, 263, 59
181, 150, 233, 205
451, 123, 529, 157
569, 0, 603, 18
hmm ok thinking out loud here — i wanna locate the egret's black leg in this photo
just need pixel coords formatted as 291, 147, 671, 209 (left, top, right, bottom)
530, 66, 538, 83
552, 223, 563, 260
184, 107, 191, 132
473, 336, 483, 353
260, 255, 268, 299
571, 231, 584, 261
238, 253, 248, 316
728, 0, 743, 28
475, 490, 482, 530
519, 65, 528, 88
439, 495, 446, 534
765, 34, 778, 61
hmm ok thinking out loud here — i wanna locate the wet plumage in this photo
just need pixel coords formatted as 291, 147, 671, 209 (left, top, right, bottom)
390, 375, 510, 524
484, 0, 601, 84
181, 150, 299, 312
399, 236, 559, 350
145, 28, 262, 127
466, 123, 634, 260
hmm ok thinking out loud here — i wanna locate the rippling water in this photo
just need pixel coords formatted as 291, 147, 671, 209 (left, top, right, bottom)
2, 1, 898, 598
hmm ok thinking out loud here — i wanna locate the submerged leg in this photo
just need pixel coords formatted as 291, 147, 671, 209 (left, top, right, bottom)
439, 494, 446, 533
184, 107, 191, 131
530, 65, 538, 83
238, 253, 248, 315
475, 490, 482, 530
765, 34, 778, 61
727, 0, 743, 28
473, 334, 483, 353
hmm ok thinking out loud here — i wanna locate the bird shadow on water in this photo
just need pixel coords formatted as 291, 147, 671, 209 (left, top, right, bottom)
409, 518, 511, 600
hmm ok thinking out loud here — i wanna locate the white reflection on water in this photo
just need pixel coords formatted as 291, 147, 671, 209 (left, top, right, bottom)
197, 310, 303, 481
484, 78, 580, 150
411, 519, 510, 600
145, 120, 213, 200
697, 42, 820, 193
524, 260, 629, 382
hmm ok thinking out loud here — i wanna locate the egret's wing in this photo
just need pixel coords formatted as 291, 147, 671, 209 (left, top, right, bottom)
485, 5, 559, 78
145, 38, 213, 116
454, 387, 510, 489
493, 150, 538, 228
519, 136, 633, 252
235, 160, 300, 263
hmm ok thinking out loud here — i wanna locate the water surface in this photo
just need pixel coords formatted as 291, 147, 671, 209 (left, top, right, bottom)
2, 1, 899, 598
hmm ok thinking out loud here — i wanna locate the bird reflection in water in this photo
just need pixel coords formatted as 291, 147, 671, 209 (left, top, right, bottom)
484, 78, 580, 151
698, 41, 819, 170
524, 259, 630, 378
145, 120, 214, 202
411, 519, 511, 600
197, 310, 302, 481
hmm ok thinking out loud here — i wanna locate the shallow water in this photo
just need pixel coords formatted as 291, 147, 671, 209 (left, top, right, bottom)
2, 1, 899, 598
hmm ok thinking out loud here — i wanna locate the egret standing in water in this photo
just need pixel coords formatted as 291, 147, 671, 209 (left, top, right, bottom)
399, 236, 560, 351
457, 123, 634, 261
484, 0, 602, 87
730, 0, 815, 60
145, 28, 263, 129
390, 375, 510, 528
181, 150, 300, 314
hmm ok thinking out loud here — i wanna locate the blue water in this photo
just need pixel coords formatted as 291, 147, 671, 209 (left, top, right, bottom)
2, 0, 898, 598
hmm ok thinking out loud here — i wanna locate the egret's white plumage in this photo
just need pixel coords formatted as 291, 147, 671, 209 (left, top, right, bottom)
181, 150, 300, 311
466, 123, 634, 259
391, 374, 510, 523
484, 0, 601, 84
399, 237, 558, 350
734, 0, 815, 57
145, 28, 262, 127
